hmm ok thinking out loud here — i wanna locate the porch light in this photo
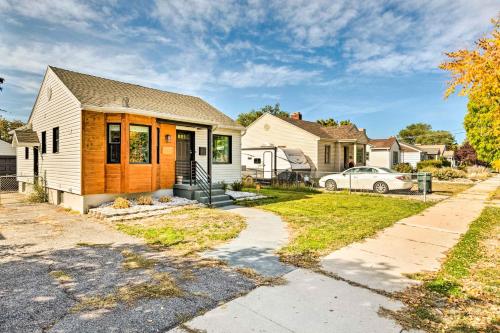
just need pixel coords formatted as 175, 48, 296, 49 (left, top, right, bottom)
165, 134, 171, 143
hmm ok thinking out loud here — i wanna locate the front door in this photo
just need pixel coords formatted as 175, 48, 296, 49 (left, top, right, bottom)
176, 131, 195, 179
33, 147, 39, 176
343, 146, 349, 170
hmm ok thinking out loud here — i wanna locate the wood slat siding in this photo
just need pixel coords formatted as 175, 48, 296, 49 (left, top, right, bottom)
82, 111, 176, 195
18, 68, 82, 192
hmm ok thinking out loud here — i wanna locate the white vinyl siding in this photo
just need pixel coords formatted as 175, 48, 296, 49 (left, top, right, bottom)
16, 147, 33, 179
366, 142, 400, 169
401, 151, 421, 168
23, 68, 82, 194
0, 140, 15, 156
242, 113, 319, 170
317, 140, 339, 173
177, 126, 242, 184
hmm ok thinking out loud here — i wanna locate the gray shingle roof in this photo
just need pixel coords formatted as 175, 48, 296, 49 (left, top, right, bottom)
368, 137, 398, 149
13, 129, 40, 145
49, 66, 242, 129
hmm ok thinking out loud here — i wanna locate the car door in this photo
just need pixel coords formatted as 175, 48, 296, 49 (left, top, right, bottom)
352, 167, 373, 190
336, 169, 353, 188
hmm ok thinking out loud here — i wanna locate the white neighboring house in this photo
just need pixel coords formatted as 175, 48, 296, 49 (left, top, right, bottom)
399, 142, 426, 168
241, 112, 369, 177
366, 137, 400, 169
0, 139, 16, 176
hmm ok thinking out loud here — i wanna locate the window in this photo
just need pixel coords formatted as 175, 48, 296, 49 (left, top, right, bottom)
324, 145, 331, 164
254, 158, 261, 164
392, 151, 399, 165
356, 146, 363, 164
41, 131, 46, 154
213, 135, 232, 164
156, 128, 160, 164
107, 124, 121, 163
52, 127, 59, 153
129, 125, 151, 164
25, 147, 29, 159
366, 152, 370, 161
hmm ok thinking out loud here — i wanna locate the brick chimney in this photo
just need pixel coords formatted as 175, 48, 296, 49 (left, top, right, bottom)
290, 112, 302, 120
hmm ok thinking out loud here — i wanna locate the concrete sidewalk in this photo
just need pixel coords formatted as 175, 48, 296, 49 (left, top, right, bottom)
203, 205, 293, 277
170, 176, 499, 332
321, 175, 500, 292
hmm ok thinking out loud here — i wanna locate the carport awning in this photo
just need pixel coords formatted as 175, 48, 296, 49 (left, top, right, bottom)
11, 129, 40, 147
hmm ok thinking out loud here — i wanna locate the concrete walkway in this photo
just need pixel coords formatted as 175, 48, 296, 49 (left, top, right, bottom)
321, 174, 500, 292
171, 176, 499, 333
203, 205, 293, 277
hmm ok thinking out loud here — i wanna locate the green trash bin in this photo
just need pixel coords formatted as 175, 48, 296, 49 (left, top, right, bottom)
417, 173, 432, 193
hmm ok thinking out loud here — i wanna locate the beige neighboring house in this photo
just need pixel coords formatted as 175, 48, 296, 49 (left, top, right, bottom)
241, 112, 369, 176
399, 142, 426, 168
415, 144, 447, 160
366, 137, 400, 169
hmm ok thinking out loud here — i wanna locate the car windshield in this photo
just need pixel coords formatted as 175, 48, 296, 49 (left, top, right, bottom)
378, 167, 396, 173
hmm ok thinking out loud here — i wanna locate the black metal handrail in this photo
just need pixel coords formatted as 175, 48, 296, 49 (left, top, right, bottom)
175, 160, 212, 206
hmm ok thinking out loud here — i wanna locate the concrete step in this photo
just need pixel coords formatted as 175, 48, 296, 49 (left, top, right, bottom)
211, 200, 234, 208
198, 194, 233, 204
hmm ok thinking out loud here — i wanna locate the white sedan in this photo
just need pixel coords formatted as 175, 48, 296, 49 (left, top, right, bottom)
318, 166, 413, 194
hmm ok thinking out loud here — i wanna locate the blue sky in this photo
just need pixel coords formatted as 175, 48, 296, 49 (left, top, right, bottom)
0, 0, 498, 142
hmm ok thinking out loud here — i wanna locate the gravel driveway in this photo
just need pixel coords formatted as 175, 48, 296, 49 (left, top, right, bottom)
0, 200, 255, 333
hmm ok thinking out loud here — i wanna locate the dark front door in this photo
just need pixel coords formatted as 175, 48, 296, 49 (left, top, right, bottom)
176, 131, 195, 179
33, 147, 39, 176
343, 146, 349, 169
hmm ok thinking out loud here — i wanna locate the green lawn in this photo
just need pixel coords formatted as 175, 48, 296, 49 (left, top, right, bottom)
241, 187, 432, 266
392, 206, 500, 332
117, 207, 246, 255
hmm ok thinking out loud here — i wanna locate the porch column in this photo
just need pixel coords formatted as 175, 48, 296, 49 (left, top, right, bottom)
207, 126, 213, 205
337, 142, 341, 172
353, 143, 357, 166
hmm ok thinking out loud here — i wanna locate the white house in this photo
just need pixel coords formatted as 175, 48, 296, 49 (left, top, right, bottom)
399, 142, 426, 168
366, 137, 400, 169
241, 112, 369, 177
0, 139, 16, 176
12, 66, 243, 212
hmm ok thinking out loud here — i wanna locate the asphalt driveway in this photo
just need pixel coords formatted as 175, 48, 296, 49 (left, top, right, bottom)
0, 200, 255, 333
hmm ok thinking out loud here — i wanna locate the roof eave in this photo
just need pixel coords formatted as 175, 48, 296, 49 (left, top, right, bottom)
81, 105, 244, 131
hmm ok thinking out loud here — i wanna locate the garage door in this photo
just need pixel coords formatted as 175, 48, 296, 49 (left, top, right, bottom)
0, 156, 16, 176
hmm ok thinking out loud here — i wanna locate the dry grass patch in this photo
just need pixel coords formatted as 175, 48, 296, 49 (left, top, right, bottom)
116, 207, 246, 255
432, 182, 473, 196
72, 272, 182, 312
121, 250, 157, 270
49, 270, 73, 283
386, 207, 500, 332
235, 267, 288, 287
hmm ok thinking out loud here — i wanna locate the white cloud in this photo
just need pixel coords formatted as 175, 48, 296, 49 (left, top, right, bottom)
218, 62, 320, 88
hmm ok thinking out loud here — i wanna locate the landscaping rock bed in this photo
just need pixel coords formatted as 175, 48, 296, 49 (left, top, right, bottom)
88, 196, 200, 221
225, 190, 267, 201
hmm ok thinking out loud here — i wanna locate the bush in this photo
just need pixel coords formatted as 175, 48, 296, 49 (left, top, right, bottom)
393, 163, 413, 173
417, 159, 443, 170
422, 167, 466, 180
136, 196, 153, 205
158, 196, 172, 203
466, 166, 490, 180
113, 197, 131, 209
27, 180, 48, 203
219, 181, 228, 191
231, 181, 243, 191
492, 160, 500, 172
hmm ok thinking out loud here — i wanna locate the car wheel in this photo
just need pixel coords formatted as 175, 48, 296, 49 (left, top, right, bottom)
325, 179, 337, 191
373, 181, 389, 194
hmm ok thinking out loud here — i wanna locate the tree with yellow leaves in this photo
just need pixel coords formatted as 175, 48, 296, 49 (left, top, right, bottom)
440, 18, 499, 166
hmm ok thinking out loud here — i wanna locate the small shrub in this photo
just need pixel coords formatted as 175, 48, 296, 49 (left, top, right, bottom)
113, 197, 131, 209
491, 160, 500, 172
422, 167, 466, 180
417, 159, 443, 170
393, 163, 413, 173
27, 180, 48, 203
231, 181, 243, 191
243, 176, 254, 187
158, 196, 172, 203
136, 196, 153, 205
466, 165, 490, 180
219, 182, 228, 191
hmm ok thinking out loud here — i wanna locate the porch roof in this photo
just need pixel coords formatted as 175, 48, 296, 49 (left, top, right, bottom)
49, 66, 244, 130
11, 129, 40, 147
